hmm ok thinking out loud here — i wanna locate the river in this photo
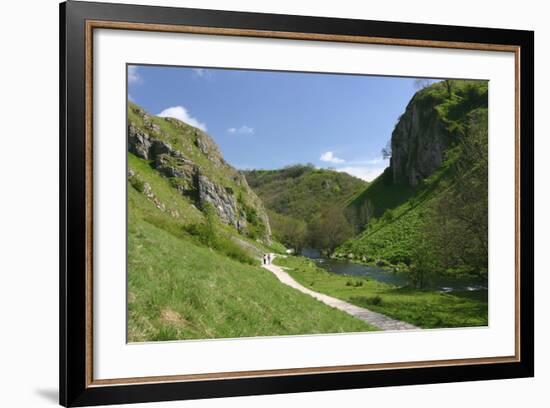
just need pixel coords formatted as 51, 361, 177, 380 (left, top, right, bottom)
301, 248, 488, 295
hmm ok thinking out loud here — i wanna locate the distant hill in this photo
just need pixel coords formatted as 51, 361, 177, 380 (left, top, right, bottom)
244, 166, 367, 251
244, 165, 367, 222
337, 80, 488, 279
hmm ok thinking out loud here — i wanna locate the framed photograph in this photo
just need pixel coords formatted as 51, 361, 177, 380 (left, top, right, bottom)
60, 1, 534, 406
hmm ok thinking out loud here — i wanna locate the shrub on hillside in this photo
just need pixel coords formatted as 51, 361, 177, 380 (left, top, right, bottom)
367, 295, 383, 306
184, 203, 255, 265
129, 173, 145, 193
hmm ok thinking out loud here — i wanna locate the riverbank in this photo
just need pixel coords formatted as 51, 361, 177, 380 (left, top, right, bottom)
275, 255, 488, 329
302, 248, 488, 293
262, 258, 418, 331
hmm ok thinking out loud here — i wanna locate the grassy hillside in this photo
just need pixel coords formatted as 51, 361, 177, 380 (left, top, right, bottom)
337, 158, 453, 266
244, 165, 366, 223
128, 154, 375, 340
127, 105, 377, 341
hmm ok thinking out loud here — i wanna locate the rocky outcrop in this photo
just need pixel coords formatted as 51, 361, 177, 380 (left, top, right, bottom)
390, 97, 450, 186
127, 103, 271, 241
128, 123, 152, 160
196, 172, 247, 231
389, 81, 488, 187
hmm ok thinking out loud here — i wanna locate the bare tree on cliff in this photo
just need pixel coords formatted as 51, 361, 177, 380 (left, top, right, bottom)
381, 140, 392, 159
444, 79, 454, 96
414, 78, 432, 91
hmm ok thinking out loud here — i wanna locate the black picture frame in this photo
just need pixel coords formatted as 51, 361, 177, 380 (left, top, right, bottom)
60, 1, 534, 406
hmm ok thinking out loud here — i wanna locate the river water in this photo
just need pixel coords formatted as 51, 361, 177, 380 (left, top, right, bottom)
301, 248, 488, 294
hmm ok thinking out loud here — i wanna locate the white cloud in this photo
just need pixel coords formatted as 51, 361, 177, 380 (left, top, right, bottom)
128, 66, 142, 85
157, 106, 207, 131
192, 68, 213, 78
323, 155, 390, 181
320, 151, 345, 164
228, 125, 254, 135
335, 165, 388, 182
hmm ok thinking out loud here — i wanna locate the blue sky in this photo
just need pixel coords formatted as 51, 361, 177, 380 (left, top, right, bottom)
128, 65, 435, 181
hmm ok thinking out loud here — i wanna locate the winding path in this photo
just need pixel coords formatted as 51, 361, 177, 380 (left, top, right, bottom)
262, 260, 419, 331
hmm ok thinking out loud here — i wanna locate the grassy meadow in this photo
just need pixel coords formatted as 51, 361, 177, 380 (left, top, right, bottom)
275, 256, 488, 329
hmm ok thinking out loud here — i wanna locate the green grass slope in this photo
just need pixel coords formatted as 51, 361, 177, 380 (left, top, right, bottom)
128, 148, 376, 342
337, 158, 453, 265
128, 211, 375, 341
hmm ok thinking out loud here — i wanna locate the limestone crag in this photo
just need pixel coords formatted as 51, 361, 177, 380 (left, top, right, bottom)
390, 96, 450, 186
196, 173, 246, 231
128, 104, 271, 241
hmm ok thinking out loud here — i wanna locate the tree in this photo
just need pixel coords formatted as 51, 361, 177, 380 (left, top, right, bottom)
268, 211, 308, 254
440, 108, 488, 275
412, 108, 488, 278
414, 78, 432, 91
408, 228, 438, 289
345, 199, 375, 234
443, 79, 454, 97
308, 207, 353, 254
281, 219, 308, 254
381, 140, 392, 159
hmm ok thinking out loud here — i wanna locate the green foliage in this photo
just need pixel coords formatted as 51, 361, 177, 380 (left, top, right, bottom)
351, 295, 383, 306
339, 80, 488, 280
266, 240, 287, 254
245, 166, 365, 253
236, 193, 266, 240
246, 166, 365, 214
276, 256, 487, 329
412, 108, 489, 279
183, 204, 256, 265
414, 80, 488, 138
128, 158, 375, 341
126, 115, 375, 341
128, 216, 375, 342
129, 173, 145, 193
128, 154, 204, 226
268, 210, 308, 254
407, 236, 438, 289
381, 209, 394, 222
368, 295, 383, 306
348, 167, 415, 218
308, 206, 354, 253
126, 80, 490, 341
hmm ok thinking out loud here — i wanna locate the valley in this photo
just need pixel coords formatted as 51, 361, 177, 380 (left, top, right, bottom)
127, 78, 489, 341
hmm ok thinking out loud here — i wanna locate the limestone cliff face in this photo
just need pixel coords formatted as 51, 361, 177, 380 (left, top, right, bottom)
389, 80, 488, 187
128, 104, 271, 241
390, 95, 450, 186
